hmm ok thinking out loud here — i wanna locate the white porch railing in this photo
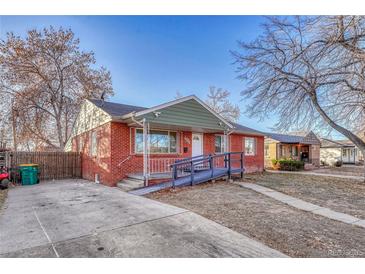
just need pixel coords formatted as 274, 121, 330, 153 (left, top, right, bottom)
149, 158, 184, 174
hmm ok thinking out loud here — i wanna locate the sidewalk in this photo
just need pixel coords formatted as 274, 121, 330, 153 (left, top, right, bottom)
239, 182, 365, 229
266, 169, 364, 181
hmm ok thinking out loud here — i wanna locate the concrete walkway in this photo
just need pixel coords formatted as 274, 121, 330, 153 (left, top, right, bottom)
0, 180, 286, 258
240, 183, 365, 229
266, 169, 364, 181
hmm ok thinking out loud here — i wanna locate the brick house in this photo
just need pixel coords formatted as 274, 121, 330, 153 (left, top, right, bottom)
66, 95, 265, 187
264, 131, 321, 168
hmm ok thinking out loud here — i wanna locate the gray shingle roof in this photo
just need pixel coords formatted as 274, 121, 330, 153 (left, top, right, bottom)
266, 131, 320, 145
88, 98, 147, 116
232, 122, 265, 136
266, 132, 304, 143
321, 138, 355, 148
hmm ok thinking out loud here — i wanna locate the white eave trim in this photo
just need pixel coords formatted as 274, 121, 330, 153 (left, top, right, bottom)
232, 130, 265, 136
120, 95, 233, 128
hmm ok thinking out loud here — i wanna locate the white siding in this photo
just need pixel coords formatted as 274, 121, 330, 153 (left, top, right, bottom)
64, 100, 112, 151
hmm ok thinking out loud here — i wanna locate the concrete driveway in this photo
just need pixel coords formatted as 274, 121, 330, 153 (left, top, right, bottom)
0, 180, 285, 257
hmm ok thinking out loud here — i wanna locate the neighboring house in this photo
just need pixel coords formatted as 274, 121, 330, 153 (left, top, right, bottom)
66, 95, 265, 187
264, 131, 321, 168
320, 138, 364, 165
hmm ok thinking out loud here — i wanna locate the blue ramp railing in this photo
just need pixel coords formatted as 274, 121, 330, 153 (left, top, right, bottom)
170, 152, 245, 188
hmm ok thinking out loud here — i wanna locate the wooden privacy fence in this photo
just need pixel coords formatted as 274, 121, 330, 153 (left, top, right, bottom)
3, 151, 82, 180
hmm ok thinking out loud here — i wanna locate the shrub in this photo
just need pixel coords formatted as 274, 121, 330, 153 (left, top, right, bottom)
272, 158, 305, 171
334, 160, 343, 167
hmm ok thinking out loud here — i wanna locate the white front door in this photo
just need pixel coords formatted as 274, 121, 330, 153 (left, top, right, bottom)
192, 133, 203, 157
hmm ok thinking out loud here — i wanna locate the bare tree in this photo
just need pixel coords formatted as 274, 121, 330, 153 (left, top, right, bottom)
175, 91, 183, 99
0, 27, 113, 150
205, 86, 240, 122
232, 16, 365, 161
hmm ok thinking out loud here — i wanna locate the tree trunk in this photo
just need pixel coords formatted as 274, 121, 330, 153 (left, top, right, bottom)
311, 93, 365, 182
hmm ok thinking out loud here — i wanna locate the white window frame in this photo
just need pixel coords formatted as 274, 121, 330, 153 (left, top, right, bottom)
135, 128, 179, 154
244, 137, 256, 156
214, 135, 225, 154
90, 131, 97, 157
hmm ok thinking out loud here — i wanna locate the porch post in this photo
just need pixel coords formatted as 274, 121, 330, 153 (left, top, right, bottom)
142, 118, 149, 187
224, 131, 229, 152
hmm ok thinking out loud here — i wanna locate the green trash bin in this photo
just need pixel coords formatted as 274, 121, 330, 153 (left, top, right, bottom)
19, 164, 39, 185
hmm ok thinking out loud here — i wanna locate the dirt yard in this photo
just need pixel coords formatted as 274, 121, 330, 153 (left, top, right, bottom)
244, 172, 365, 219
147, 181, 365, 258
0, 189, 7, 211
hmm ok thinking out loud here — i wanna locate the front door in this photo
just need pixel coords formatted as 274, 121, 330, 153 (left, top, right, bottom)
342, 148, 350, 163
342, 148, 355, 163
192, 133, 203, 157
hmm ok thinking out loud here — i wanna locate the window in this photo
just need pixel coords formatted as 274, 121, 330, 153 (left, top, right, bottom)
342, 149, 347, 157
293, 146, 299, 157
215, 135, 224, 153
135, 129, 177, 154
245, 137, 256, 156
280, 145, 285, 157
264, 144, 269, 156
90, 131, 97, 157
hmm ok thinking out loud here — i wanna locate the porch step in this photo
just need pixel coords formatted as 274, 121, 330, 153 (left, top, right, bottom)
117, 178, 145, 192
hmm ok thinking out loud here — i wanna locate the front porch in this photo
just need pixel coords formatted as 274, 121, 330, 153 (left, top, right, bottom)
118, 96, 233, 186
277, 143, 311, 162
128, 152, 245, 195
126, 153, 233, 185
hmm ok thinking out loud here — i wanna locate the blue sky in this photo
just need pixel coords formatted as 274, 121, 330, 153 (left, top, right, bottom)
0, 16, 279, 132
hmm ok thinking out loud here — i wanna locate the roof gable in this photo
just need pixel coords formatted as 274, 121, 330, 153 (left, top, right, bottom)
301, 131, 321, 145
135, 97, 231, 130
127, 95, 232, 128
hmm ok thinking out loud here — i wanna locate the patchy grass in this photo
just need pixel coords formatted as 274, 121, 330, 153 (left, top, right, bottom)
243, 172, 365, 219
148, 181, 365, 257
0, 189, 8, 212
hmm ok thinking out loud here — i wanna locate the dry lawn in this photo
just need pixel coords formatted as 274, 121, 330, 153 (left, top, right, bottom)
313, 165, 364, 177
244, 172, 365, 219
148, 181, 365, 257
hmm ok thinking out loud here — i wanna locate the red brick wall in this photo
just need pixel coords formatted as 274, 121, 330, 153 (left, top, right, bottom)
108, 124, 194, 186
203, 133, 215, 154
229, 134, 264, 173
202, 133, 264, 173
72, 122, 114, 186
72, 122, 264, 186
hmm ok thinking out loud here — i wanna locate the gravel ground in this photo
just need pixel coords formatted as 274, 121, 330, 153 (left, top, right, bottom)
0, 189, 7, 212
243, 172, 365, 219
147, 181, 365, 258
